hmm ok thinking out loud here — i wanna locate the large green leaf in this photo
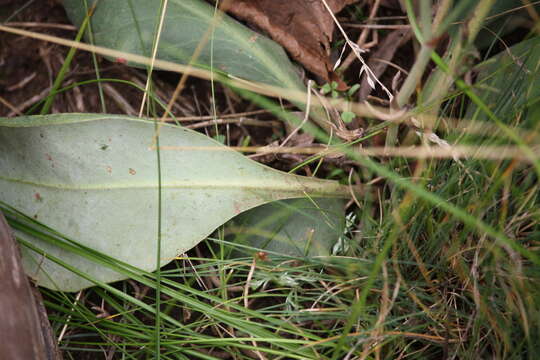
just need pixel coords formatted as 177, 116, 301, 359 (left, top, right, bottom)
0, 114, 346, 291
229, 198, 345, 257
62, 0, 305, 91
466, 36, 540, 133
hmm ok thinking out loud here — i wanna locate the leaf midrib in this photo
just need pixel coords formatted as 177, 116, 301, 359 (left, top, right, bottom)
1, 176, 345, 195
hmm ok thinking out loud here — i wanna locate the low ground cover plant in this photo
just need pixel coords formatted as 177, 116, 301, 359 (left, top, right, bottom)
0, 0, 539, 358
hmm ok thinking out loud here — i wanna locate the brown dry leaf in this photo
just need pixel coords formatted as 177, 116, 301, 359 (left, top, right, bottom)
223, 0, 357, 85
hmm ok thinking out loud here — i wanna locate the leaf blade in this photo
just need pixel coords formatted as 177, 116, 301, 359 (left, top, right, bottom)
0, 114, 346, 291
62, 0, 305, 91
230, 197, 346, 257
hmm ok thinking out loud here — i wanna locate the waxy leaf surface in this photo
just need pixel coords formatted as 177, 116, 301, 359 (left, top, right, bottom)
230, 197, 345, 257
63, 0, 305, 91
0, 114, 345, 291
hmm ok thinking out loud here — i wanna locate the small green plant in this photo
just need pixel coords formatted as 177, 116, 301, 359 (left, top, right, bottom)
321, 81, 361, 123
320, 81, 340, 98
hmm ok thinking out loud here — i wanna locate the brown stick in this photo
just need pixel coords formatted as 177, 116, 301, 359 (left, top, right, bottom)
0, 212, 62, 360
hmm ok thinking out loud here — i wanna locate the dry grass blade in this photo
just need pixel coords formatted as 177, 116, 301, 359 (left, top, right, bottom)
0, 24, 399, 122
3, 22, 528, 140
155, 144, 540, 162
